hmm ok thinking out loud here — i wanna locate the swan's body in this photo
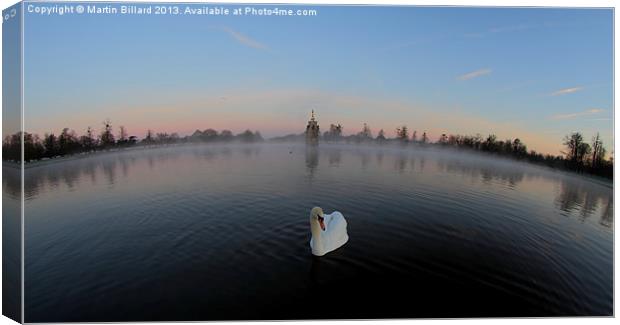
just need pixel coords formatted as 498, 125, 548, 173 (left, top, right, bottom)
309, 207, 349, 256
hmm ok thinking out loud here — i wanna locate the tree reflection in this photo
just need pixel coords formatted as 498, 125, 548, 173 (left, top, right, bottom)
394, 153, 408, 173
580, 190, 600, 220
305, 147, 319, 181
358, 150, 370, 169
436, 158, 525, 187
12, 144, 613, 232
241, 146, 261, 158
555, 179, 613, 227
375, 151, 384, 167
326, 148, 341, 167
20, 148, 182, 199
2, 166, 21, 200
101, 160, 117, 186
600, 197, 613, 228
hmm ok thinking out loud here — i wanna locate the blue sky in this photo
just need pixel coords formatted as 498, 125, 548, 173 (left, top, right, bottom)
22, 3, 613, 155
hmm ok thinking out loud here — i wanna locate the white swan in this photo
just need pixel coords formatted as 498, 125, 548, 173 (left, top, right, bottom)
309, 207, 349, 256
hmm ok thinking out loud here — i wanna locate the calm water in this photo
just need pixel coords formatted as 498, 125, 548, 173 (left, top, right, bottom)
10, 143, 613, 321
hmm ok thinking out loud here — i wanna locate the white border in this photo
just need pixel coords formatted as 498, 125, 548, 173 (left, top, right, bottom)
0, 1, 617, 325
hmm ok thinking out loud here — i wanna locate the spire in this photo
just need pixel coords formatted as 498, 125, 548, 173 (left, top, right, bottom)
306, 109, 320, 146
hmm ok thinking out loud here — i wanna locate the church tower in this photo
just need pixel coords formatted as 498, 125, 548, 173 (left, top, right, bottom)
305, 110, 320, 146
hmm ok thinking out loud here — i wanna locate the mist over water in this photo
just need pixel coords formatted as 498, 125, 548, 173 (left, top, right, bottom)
16, 143, 613, 321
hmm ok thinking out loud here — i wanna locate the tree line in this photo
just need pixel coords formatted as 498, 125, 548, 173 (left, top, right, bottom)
3, 120, 612, 179
2, 120, 264, 163
320, 123, 613, 179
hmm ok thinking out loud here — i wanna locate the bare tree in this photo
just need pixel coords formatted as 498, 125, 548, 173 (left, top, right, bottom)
100, 119, 115, 148
563, 132, 590, 169
590, 133, 605, 169
119, 126, 128, 142
359, 123, 372, 139
421, 132, 428, 144
376, 129, 386, 141
396, 126, 409, 142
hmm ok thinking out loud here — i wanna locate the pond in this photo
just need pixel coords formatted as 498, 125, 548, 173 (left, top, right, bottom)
6, 143, 612, 321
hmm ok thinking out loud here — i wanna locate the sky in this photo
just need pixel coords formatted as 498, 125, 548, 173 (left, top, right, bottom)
20, 3, 613, 156
2, 2, 21, 138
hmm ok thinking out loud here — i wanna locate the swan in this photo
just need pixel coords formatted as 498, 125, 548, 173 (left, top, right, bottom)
309, 207, 349, 256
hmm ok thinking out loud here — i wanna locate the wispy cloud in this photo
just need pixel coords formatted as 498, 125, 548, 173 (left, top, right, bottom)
550, 86, 583, 96
221, 26, 268, 50
376, 35, 446, 53
465, 23, 534, 38
489, 24, 532, 34
457, 68, 492, 81
551, 108, 604, 120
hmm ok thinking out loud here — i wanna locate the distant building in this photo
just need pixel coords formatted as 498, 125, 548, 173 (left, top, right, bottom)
305, 110, 320, 146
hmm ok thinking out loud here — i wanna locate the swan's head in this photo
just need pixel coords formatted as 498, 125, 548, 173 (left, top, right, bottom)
310, 207, 325, 231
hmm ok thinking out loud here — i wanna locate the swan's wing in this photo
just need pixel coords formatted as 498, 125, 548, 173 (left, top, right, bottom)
330, 212, 346, 227
323, 212, 348, 252
324, 213, 335, 226
324, 212, 347, 236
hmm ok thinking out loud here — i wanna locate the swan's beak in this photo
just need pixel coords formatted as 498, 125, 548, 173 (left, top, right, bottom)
318, 216, 325, 231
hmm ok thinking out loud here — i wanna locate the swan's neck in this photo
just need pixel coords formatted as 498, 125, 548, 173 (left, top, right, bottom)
310, 218, 323, 248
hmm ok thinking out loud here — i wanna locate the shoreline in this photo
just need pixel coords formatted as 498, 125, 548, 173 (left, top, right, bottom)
2, 141, 614, 185
4, 143, 188, 169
